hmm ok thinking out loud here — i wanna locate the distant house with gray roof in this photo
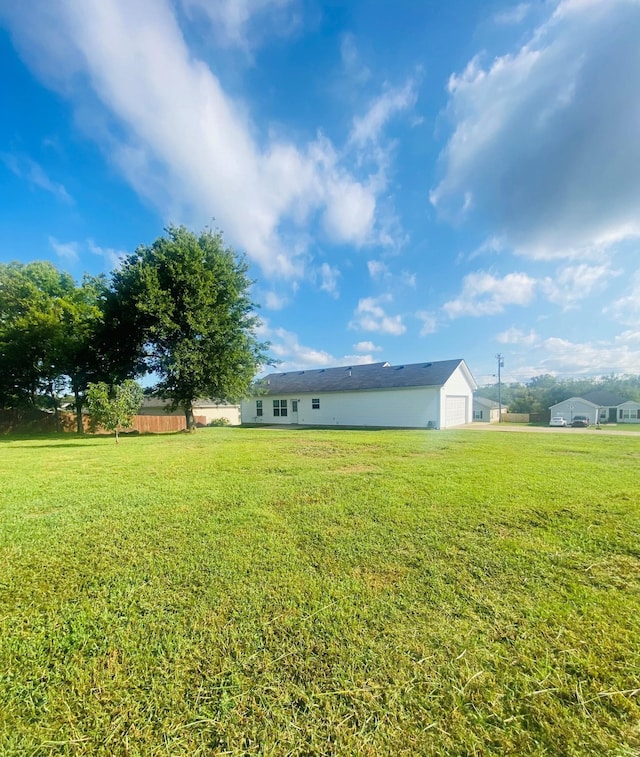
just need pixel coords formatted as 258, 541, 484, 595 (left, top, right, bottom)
549, 390, 640, 425
241, 359, 477, 429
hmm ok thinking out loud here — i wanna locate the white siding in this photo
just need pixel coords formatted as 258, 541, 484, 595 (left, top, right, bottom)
242, 386, 442, 428
617, 402, 640, 423
241, 363, 476, 429
549, 398, 598, 424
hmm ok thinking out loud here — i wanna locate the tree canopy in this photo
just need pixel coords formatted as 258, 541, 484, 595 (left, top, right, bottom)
109, 226, 270, 429
0, 227, 270, 432
0, 262, 107, 431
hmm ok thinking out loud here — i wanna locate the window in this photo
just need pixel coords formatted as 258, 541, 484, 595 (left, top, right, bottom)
273, 399, 288, 417
291, 400, 298, 413
312, 398, 320, 410
473, 410, 483, 420
256, 400, 263, 417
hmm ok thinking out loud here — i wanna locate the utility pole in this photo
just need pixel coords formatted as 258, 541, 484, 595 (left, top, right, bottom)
496, 353, 504, 422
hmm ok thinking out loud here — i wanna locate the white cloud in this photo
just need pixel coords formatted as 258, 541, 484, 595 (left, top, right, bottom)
2, 153, 73, 204
496, 327, 539, 346
317, 262, 340, 298
180, 0, 298, 52
350, 80, 417, 148
353, 340, 382, 352
367, 259, 416, 288
541, 262, 620, 306
605, 268, 640, 325
432, 0, 640, 260
443, 271, 537, 318
415, 310, 437, 336
367, 260, 389, 280
349, 295, 406, 335
263, 291, 289, 310
2, 0, 380, 278
340, 33, 371, 86
49, 236, 79, 263
88, 240, 127, 270
258, 322, 376, 372
538, 331, 640, 375
494, 3, 532, 25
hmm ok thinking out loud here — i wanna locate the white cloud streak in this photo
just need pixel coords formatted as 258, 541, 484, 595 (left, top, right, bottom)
1, 0, 389, 278
432, 0, 640, 260
2, 153, 73, 203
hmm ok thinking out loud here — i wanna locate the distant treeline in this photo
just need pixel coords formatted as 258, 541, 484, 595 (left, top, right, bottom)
477, 374, 640, 415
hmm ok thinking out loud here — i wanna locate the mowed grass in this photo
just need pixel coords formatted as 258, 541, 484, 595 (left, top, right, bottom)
1, 428, 639, 756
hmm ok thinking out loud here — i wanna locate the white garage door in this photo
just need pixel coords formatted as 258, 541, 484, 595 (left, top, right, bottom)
445, 396, 467, 428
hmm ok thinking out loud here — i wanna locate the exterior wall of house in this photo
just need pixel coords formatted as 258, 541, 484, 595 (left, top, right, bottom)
242, 365, 475, 429
549, 398, 598, 424
193, 405, 241, 425
617, 401, 640, 423
473, 404, 500, 422
440, 366, 474, 426
242, 386, 443, 428
139, 402, 241, 425
472, 398, 501, 422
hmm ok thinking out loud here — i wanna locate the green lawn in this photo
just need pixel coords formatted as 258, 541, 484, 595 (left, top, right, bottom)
1, 428, 639, 756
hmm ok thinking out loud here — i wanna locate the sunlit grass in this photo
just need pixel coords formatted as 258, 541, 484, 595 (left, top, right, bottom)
1, 428, 639, 755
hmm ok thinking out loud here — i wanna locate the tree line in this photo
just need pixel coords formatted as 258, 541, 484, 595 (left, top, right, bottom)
477, 373, 640, 416
0, 226, 269, 431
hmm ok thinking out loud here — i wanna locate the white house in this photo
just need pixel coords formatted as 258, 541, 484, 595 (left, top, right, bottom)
241, 359, 477, 429
472, 396, 504, 423
616, 401, 640, 424
549, 390, 629, 425
138, 398, 241, 426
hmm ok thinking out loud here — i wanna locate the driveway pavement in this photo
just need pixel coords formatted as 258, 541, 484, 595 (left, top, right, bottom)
460, 423, 640, 437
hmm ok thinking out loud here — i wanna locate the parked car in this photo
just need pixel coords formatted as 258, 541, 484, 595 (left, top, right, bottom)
549, 416, 567, 427
571, 415, 590, 427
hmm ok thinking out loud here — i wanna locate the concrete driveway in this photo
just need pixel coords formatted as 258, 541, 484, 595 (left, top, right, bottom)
460, 423, 640, 437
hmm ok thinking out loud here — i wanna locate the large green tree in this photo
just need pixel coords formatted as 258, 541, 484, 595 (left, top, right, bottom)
109, 226, 270, 429
0, 261, 108, 432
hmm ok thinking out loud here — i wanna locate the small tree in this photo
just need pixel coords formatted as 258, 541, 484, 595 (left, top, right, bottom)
86, 380, 143, 443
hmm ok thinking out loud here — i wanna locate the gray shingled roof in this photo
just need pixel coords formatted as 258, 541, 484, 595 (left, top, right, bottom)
581, 390, 628, 407
255, 359, 469, 395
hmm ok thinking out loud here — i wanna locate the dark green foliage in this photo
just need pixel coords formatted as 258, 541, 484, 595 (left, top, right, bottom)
478, 373, 640, 415
0, 262, 107, 431
109, 226, 270, 428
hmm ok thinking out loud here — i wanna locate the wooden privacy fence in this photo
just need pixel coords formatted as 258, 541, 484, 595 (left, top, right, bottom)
502, 412, 530, 423
0, 410, 207, 435
131, 415, 186, 433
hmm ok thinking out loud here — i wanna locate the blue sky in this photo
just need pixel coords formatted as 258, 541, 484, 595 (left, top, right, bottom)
1, 0, 639, 385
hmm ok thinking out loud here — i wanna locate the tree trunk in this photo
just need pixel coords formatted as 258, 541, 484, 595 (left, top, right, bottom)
74, 387, 83, 434
115, 427, 119, 444
185, 403, 196, 431
47, 385, 61, 433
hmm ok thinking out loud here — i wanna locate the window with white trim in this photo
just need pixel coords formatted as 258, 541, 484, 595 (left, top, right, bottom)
256, 400, 263, 417
273, 399, 288, 417
312, 398, 320, 410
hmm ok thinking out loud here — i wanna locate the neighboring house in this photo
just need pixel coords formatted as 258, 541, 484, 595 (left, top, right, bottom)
241, 359, 477, 429
616, 401, 640, 424
549, 390, 637, 425
472, 396, 504, 423
138, 398, 241, 425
